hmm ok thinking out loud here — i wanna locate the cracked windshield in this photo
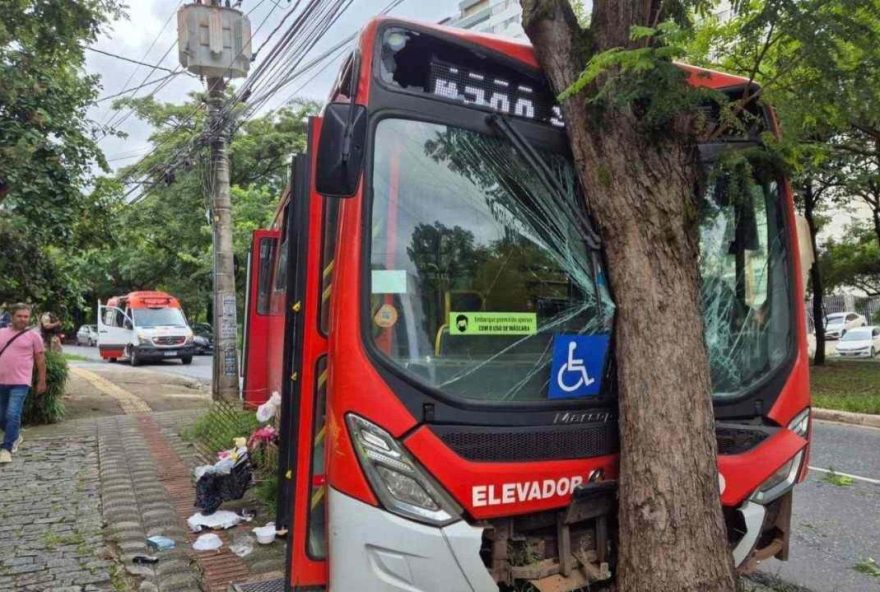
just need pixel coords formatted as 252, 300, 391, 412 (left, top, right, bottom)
369, 118, 613, 402
371, 120, 791, 402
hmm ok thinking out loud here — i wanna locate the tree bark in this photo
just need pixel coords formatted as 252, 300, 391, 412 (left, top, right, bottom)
802, 181, 825, 365
521, 1, 737, 591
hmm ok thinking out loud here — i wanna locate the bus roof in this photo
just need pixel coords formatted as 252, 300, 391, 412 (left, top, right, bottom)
359, 16, 755, 91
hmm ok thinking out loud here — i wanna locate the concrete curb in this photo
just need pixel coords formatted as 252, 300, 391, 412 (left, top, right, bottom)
813, 407, 880, 428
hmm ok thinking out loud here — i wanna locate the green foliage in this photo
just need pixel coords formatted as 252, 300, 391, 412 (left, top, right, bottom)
83, 97, 318, 321
821, 468, 854, 487
0, 0, 123, 316
253, 472, 278, 511
820, 225, 880, 296
23, 350, 67, 425
854, 558, 880, 578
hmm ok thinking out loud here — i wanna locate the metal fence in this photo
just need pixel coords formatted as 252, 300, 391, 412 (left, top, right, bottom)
805, 294, 880, 333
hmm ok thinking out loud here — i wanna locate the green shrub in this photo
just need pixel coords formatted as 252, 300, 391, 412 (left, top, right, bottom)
24, 350, 67, 425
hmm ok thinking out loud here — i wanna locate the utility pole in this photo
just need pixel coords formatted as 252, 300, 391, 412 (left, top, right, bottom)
206, 75, 239, 400
178, 1, 251, 401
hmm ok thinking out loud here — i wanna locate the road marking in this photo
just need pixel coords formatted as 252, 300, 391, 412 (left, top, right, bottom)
71, 367, 152, 414
809, 466, 880, 485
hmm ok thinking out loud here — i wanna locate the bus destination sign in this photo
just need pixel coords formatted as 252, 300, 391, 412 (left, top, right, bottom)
429, 61, 564, 127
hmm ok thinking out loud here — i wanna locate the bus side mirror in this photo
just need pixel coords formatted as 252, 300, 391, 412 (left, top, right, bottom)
316, 103, 367, 198
794, 214, 814, 299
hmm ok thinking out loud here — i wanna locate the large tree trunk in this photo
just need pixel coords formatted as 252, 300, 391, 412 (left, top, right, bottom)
803, 181, 826, 365
521, 1, 737, 591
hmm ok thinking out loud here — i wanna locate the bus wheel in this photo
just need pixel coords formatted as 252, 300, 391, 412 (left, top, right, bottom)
181, 356, 193, 365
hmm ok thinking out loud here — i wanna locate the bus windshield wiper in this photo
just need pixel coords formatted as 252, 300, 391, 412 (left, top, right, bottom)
487, 113, 607, 323
486, 113, 602, 251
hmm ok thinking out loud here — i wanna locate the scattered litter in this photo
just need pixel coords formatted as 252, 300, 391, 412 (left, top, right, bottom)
229, 533, 255, 557
256, 391, 281, 422
194, 450, 253, 514
192, 533, 223, 551
253, 522, 277, 545
132, 555, 159, 565
145, 535, 176, 551
238, 508, 255, 522
248, 425, 278, 448
233, 437, 247, 448
187, 510, 242, 532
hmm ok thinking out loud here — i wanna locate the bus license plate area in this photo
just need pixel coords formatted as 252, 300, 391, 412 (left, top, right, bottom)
481, 481, 616, 592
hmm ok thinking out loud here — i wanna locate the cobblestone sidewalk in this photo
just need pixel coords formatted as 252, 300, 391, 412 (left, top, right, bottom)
0, 422, 113, 591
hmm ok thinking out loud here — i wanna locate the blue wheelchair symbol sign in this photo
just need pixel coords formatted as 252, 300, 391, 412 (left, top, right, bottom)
548, 334, 610, 399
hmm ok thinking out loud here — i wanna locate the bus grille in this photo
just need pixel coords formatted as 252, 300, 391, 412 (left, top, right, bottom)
430, 422, 618, 462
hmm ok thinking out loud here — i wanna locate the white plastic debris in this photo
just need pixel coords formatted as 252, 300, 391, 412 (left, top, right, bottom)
253, 522, 276, 545
192, 533, 223, 551
193, 464, 214, 480
229, 533, 255, 557
256, 391, 281, 422
187, 510, 242, 532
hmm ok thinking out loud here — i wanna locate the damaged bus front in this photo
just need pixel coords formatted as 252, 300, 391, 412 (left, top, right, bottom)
239, 17, 812, 592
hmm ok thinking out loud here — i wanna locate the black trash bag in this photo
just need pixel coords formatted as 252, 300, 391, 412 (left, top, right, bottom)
194, 454, 254, 515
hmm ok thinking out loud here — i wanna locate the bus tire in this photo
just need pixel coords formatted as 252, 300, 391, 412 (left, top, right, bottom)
181, 356, 193, 365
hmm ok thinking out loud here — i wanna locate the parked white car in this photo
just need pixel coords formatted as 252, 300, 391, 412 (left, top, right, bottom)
76, 324, 98, 346
836, 326, 880, 358
823, 311, 866, 340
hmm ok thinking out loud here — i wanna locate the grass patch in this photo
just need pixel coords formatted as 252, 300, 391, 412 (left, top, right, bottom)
62, 352, 89, 362
821, 467, 854, 487
811, 360, 880, 414
854, 557, 880, 578
185, 402, 261, 455
253, 473, 278, 510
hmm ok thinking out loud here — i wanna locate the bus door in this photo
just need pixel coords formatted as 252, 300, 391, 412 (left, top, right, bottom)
96, 303, 133, 361
279, 124, 331, 590
242, 228, 280, 407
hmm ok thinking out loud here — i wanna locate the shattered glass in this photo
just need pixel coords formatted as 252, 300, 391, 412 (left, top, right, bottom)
368, 119, 791, 403
699, 172, 792, 398
369, 119, 614, 402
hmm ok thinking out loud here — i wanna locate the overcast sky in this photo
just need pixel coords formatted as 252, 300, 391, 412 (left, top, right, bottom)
86, 0, 461, 171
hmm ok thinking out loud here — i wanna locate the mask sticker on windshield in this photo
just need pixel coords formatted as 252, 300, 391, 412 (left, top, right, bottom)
373, 303, 399, 329
549, 334, 610, 399
449, 312, 537, 336
371, 270, 407, 294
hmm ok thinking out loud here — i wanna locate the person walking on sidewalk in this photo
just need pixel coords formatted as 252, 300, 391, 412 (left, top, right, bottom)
0, 303, 46, 464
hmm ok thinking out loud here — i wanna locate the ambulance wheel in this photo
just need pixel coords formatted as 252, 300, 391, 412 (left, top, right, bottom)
129, 347, 142, 367
181, 356, 193, 365
108, 358, 117, 363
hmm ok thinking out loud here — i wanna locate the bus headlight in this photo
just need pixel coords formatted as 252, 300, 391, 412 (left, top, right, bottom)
346, 414, 461, 526
750, 450, 804, 505
788, 408, 810, 438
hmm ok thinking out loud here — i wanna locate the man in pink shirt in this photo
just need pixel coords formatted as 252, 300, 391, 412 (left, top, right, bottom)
0, 303, 47, 464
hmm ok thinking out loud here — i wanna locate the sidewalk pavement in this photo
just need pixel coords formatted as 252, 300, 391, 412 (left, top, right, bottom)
0, 366, 283, 592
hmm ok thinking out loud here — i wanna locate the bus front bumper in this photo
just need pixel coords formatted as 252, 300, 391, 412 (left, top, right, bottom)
328, 487, 497, 592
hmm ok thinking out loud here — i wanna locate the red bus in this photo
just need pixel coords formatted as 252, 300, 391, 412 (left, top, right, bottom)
238, 17, 812, 592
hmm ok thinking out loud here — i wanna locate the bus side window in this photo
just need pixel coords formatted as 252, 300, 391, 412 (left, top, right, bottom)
319, 198, 341, 335
257, 238, 275, 315
271, 210, 289, 315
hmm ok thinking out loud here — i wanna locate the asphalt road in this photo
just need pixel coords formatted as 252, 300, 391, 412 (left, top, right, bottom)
65, 343, 213, 384
760, 420, 880, 592
62, 345, 879, 590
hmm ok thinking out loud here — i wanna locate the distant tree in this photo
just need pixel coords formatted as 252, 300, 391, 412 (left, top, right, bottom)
0, 0, 122, 311
87, 96, 318, 319
822, 225, 880, 297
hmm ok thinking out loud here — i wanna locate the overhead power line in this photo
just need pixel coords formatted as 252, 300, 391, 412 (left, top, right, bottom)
94, 71, 183, 103
85, 46, 178, 73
